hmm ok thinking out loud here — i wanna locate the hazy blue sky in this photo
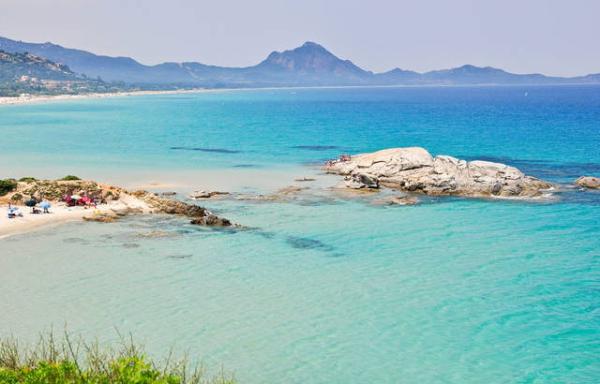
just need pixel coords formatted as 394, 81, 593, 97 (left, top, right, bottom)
1, 0, 599, 76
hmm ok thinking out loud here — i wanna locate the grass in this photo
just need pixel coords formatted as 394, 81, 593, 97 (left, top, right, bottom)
0, 332, 235, 384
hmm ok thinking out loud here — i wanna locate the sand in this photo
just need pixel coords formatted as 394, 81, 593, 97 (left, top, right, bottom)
0, 89, 216, 106
0, 194, 151, 239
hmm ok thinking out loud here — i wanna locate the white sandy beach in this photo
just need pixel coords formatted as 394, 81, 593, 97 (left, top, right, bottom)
0, 194, 150, 239
0, 85, 424, 106
0, 88, 217, 106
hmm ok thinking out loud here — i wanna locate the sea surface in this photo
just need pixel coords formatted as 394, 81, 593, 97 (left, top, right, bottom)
1, 86, 599, 383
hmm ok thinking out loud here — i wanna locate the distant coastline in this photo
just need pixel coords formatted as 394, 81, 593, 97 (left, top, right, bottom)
4, 83, 600, 106
0, 88, 214, 105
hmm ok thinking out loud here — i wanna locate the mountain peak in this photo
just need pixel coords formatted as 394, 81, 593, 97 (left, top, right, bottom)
299, 41, 327, 51
301, 41, 321, 47
258, 41, 368, 80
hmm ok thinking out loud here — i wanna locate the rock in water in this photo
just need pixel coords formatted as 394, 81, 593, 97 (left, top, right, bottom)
575, 176, 600, 189
132, 190, 233, 227
190, 215, 232, 226
189, 190, 229, 199
325, 147, 552, 198
83, 212, 118, 223
372, 195, 419, 206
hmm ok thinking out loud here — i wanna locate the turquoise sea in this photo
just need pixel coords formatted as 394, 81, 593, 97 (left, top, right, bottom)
1, 86, 599, 383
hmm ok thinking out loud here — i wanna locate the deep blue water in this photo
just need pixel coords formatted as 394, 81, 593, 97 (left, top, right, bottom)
1, 86, 599, 182
1, 86, 599, 383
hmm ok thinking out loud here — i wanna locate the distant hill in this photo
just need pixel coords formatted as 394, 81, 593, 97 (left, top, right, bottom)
0, 50, 77, 82
1, 36, 599, 87
0, 50, 121, 96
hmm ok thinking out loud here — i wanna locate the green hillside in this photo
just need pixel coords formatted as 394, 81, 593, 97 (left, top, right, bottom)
0, 50, 124, 96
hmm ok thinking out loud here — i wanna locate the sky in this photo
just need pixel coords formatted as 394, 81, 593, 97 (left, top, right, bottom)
1, 0, 599, 77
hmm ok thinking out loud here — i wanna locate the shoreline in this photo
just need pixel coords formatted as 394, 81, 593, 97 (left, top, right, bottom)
0, 197, 146, 239
0, 178, 235, 239
0, 88, 219, 106
3, 83, 599, 106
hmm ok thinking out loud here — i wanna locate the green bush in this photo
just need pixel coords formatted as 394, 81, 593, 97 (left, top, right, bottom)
0, 333, 235, 384
60, 175, 81, 181
0, 179, 17, 196
18, 177, 37, 183
10, 193, 23, 202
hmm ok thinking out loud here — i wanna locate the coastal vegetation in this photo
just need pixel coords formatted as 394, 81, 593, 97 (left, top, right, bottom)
17, 177, 37, 183
60, 175, 81, 181
0, 333, 235, 384
0, 179, 17, 196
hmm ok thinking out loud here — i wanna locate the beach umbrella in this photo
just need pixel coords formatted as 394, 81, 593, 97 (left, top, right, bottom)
25, 198, 37, 212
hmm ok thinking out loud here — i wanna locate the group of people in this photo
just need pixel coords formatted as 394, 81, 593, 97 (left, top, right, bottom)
62, 194, 98, 208
5, 193, 103, 220
6, 197, 52, 219
7, 204, 23, 219
325, 154, 352, 167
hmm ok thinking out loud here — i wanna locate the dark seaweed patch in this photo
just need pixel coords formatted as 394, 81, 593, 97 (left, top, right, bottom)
232, 164, 259, 168
62, 237, 89, 244
291, 145, 341, 151
286, 236, 334, 252
167, 254, 193, 259
170, 146, 241, 154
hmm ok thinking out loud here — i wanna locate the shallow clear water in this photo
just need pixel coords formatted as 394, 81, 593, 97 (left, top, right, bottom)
1, 86, 599, 383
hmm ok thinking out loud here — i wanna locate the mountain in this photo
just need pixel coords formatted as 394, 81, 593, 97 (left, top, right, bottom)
420, 64, 568, 85
0, 50, 122, 96
249, 42, 372, 85
0, 36, 160, 83
1, 36, 599, 87
0, 50, 78, 82
374, 68, 422, 84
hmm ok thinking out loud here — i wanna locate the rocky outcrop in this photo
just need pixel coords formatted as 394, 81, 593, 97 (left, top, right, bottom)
575, 176, 600, 189
132, 190, 232, 227
325, 147, 553, 198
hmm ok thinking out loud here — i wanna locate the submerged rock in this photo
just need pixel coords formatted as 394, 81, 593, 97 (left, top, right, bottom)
190, 215, 232, 226
325, 147, 552, 198
83, 212, 118, 223
371, 195, 419, 206
575, 176, 600, 189
189, 190, 230, 199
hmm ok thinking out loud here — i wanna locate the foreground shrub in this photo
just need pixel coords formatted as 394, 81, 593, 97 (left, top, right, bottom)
0, 333, 235, 384
60, 175, 81, 181
18, 177, 37, 183
0, 179, 17, 196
